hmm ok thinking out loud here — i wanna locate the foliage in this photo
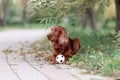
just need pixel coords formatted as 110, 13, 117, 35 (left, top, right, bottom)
104, 0, 116, 20
114, 32, 120, 49
2, 0, 22, 25
27, 0, 66, 24
27, 0, 110, 24
102, 50, 120, 76
61, 24, 120, 76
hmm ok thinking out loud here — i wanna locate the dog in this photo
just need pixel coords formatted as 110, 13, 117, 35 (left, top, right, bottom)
47, 26, 80, 64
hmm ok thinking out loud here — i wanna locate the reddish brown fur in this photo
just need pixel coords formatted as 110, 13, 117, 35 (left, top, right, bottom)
47, 26, 80, 64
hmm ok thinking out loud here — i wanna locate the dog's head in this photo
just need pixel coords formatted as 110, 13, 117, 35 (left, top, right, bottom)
47, 26, 68, 45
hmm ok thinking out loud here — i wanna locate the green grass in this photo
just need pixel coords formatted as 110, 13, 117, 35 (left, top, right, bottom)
64, 25, 120, 76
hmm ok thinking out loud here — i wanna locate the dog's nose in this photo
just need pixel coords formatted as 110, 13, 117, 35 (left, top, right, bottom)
47, 34, 51, 38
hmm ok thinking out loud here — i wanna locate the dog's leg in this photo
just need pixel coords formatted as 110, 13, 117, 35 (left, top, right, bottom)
64, 50, 73, 63
51, 54, 57, 64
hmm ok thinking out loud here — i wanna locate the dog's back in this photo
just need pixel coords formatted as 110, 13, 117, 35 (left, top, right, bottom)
69, 38, 80, 54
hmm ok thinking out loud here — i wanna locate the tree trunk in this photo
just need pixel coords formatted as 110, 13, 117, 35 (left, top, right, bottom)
1, 0, 8, 26
82, 8, 97, 30
115, 0, 120, 33
0, 19, 3, 26
82, 17, 89, 29
88, 8, 97, 31
22, 8, 26, 26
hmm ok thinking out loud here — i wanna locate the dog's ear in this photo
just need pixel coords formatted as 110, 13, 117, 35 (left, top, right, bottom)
58, 28, 69, 46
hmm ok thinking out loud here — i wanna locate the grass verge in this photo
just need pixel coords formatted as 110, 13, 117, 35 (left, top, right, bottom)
64, 25, 120, 76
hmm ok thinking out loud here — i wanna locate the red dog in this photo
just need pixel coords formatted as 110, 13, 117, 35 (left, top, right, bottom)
47, 26, 80, 64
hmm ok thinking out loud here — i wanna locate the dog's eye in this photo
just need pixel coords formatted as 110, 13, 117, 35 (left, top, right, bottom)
55, 29, 60, 32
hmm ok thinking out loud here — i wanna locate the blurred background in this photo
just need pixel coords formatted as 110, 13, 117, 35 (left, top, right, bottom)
0, 0, 117, 31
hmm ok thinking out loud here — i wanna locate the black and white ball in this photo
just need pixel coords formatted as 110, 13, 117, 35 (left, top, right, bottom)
56, 54, 65, 63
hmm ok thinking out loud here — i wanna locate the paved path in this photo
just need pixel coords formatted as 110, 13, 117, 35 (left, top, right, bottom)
0, 29, 115, 80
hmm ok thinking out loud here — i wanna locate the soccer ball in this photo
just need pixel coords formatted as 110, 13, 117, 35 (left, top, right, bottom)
56, 54, 65, 64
